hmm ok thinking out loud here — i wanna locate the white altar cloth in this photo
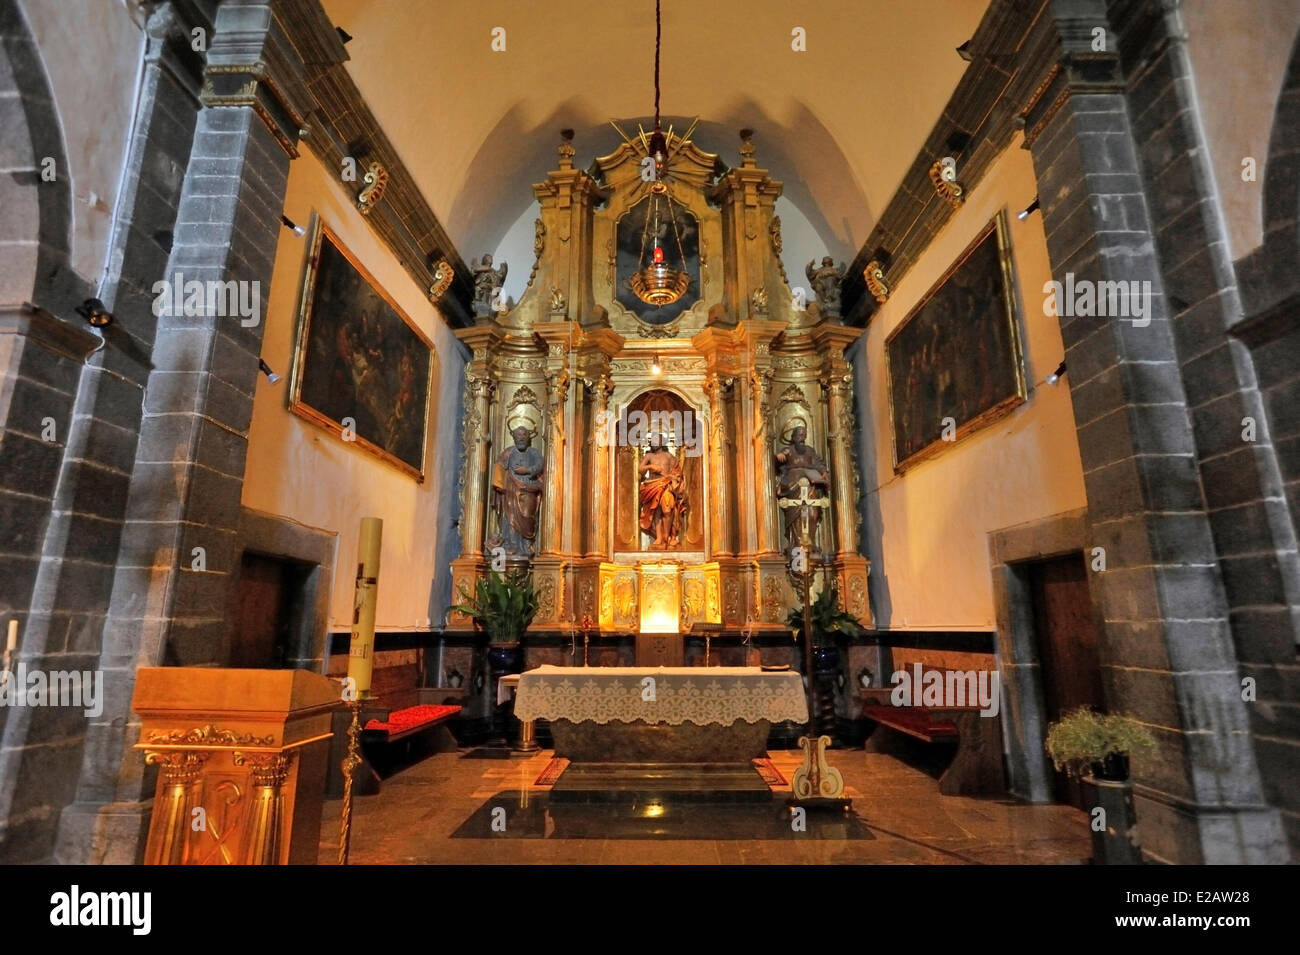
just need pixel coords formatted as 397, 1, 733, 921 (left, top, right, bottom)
513, 665, 808, 726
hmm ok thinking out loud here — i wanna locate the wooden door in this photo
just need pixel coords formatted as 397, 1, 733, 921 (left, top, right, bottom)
1028, 552, 1103, 810
232, 553, 290, 668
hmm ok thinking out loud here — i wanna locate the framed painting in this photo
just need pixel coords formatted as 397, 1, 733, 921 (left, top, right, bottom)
289, 220, 434, 481
884, 211, 1026, 473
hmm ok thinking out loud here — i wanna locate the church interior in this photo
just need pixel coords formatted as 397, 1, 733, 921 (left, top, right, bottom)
2, 0, 1299, 874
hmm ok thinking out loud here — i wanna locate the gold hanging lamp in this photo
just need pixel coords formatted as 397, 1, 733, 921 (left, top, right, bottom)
629, 0, 690, 307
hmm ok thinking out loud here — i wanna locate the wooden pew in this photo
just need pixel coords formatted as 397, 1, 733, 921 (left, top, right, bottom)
861, 670, 1006, 796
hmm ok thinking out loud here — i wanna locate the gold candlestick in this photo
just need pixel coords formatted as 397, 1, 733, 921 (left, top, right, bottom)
337, 698, 362, 865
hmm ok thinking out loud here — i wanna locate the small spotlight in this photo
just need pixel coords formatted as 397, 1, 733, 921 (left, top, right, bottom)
336, 27, 353, 45
1017, 197, 1041, 221
280, 214, 306, 237
651, 355, 662, 375
259, 358, 282, 385
1046, 361, 1067, 386
956, 40, 973, 62
75, 298, 114, 328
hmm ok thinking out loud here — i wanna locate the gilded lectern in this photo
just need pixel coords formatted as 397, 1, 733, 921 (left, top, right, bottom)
133, 667, 340, 865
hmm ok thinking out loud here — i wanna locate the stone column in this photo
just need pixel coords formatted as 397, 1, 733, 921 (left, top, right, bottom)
1016, 0, 1284, 863
51, 0, 329, 864
540, 359, 571, 555
703, 373, 734, 557
749, 365, 779, 557
822, 366, 858, 556
458, 367, 496, 558
587, 373, 615, 558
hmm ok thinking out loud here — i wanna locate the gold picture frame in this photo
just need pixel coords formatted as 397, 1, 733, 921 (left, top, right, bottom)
884, 210, 1026, 473
289, 218, 435, 481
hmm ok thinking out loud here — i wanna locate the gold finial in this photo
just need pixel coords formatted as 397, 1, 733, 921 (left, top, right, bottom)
558, 128, 576, 167
739, 127, 756, 165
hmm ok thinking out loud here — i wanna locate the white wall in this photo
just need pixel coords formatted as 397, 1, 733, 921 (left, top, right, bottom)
243, 150, 466, 632
20, 0, 143, 285
1182, 0, 1300, 259
854, 143, 1088, 630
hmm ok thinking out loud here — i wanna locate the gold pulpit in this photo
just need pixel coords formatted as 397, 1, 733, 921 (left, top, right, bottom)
133, 667, 340, 865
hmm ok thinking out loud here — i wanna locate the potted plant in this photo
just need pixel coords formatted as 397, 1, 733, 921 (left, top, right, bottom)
1045, 707, 1154, 780
451, 568, 538, 653
1045, 707, 1155, 865
451, 569, 538, 743
785, 581, 860, 672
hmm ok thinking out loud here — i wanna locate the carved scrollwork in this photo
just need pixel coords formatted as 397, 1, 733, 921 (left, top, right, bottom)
929, 157, 964, 207
527, 219, 546, 289
429, 259, 454, 303
357, 161, 389, 214
146, 725, 275, 748
864, 259, 890, 303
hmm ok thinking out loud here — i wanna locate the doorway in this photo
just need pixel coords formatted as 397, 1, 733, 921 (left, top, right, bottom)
1027, 552, 1104, 810
231, 552, 313, 668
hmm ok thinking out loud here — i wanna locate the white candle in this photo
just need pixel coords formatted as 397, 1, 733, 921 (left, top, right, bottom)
6, 620, 16, 653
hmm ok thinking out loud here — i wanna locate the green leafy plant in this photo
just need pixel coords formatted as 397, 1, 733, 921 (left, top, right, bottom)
784, 582, 860, 648
1045, 707, 1155, 778
450, 569, 537, 644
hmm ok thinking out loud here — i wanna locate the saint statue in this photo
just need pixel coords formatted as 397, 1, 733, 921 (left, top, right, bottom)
639, 433, 688, 549
775, 423, 831, 554
490, 425, 543, 557
472, 254, 508, 315
805, 256, 847, 317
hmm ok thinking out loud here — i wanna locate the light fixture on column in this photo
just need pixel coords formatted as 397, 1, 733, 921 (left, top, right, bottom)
650, 355, 662, 375
75, 298, 114, 328
1017, 197, 1041, 221
258, 358, 282, 385
1046, 361, 1067, 385
280, 214, 306, 237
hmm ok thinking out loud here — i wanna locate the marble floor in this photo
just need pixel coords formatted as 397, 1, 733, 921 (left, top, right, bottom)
321, 746, 1092, 864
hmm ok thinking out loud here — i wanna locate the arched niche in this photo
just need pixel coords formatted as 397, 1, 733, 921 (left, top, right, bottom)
612, 388, 705, 554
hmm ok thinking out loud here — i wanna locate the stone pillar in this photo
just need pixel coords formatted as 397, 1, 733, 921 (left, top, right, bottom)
1016, 0, 1284, 863
703, 373, 734, 557
749, 365, 779, 557
51, 0, 330, 865
587, 373, 615, 558
822, 366, 858, 556
460, 368, 496, 557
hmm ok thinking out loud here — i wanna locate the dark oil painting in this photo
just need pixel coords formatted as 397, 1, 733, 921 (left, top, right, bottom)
290, 223, 433, 480
885, 213, 1025, 472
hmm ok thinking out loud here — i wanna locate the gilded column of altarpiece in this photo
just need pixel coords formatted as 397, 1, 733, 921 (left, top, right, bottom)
447, 130, 871, 641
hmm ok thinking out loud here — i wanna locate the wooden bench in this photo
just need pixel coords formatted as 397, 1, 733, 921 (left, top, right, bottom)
861, 674, 1006, 797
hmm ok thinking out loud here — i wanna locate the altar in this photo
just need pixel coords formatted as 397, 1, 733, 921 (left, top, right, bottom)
515, 665, 807, 797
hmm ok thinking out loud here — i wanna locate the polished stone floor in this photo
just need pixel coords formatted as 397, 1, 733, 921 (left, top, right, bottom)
320, 747, 1092, 864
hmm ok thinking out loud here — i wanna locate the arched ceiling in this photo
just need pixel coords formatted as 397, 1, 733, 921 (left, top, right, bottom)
321, 0, 990, 266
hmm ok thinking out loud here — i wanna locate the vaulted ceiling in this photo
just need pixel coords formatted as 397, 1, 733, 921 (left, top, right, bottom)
321, 0, 990, 267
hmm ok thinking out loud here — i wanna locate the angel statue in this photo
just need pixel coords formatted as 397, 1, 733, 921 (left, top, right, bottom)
472, 254, 508, 317
805, 256, 847, 318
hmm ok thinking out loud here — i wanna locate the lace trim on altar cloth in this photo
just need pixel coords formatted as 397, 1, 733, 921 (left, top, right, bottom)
513, 669, 809, 726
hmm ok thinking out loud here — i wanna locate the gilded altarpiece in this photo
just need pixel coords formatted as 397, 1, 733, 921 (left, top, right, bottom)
447, 131, 872, 651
